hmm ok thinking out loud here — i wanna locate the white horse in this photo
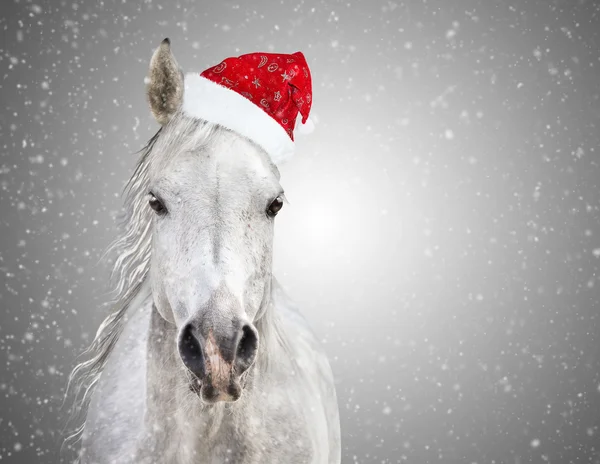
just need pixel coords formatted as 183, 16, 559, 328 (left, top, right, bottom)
66, 40, 341, 463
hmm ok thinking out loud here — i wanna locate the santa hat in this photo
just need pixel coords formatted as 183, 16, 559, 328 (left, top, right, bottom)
182, 51, 314, 165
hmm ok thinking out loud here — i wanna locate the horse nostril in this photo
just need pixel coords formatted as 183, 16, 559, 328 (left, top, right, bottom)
178, 322, 206, 380
235, 324, 258, 373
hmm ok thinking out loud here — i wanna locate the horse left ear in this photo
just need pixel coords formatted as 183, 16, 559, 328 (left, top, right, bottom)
147, 38, 184, 125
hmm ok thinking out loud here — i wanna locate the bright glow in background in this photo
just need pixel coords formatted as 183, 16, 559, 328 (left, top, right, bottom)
1, 1, 600, 463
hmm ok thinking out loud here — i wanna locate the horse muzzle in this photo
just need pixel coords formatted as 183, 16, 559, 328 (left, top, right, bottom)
177, 319, 259, 403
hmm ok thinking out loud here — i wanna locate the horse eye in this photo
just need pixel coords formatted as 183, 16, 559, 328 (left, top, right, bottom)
267, 196, 284, 217
148, 193, 166, 214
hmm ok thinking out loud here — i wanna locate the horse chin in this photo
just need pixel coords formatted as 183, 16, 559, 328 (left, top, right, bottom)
188, 376, 246, 404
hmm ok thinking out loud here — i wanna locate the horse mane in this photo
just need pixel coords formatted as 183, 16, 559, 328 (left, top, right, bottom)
61, 114, 287, 456
60, 127, 160, 455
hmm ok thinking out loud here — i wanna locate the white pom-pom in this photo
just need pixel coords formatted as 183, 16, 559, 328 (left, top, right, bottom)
295, 113, 315, 134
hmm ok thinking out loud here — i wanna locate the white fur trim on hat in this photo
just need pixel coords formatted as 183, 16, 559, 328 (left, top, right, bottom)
182, 72, 295, 165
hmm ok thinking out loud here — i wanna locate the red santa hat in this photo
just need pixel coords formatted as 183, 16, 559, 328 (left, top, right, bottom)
182, 51, 314, 165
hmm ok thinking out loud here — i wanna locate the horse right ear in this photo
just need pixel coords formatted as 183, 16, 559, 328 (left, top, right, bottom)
146, 38, 184, 125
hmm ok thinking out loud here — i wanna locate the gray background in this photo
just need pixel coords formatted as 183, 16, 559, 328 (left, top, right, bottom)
1, 0, 600, 462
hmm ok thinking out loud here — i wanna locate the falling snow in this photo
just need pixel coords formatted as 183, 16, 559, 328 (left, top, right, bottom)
1, 0, 600, 463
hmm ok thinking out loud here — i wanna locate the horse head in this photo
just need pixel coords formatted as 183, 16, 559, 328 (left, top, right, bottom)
145, 39, 287, 403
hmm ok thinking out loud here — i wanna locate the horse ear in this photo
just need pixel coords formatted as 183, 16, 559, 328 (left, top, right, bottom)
147, 38, 184, 125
